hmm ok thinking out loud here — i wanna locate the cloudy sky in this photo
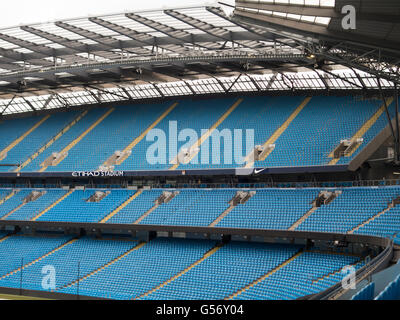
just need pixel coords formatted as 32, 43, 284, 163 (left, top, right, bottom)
1, 0, 235, 28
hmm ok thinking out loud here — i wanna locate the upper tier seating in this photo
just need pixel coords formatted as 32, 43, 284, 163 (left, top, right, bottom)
0, 96, 393, 172
181, 96, 304, 169
259, 96, 389, 167
115, 98, 237, 171
47, 103, 169, 172
0, 116, 46, 161
23, 109, 106, 172
0, 112, 79, 171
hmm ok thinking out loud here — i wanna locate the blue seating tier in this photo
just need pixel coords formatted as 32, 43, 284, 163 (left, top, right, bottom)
0, 96, 394, 172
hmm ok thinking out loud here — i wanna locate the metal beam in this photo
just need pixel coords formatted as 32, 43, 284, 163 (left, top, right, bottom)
1, 52, 305, 82
208, 6, 305, 54
0, 33, 55, 57
320, 51, 400, 85
87, 89, 102, 104
377, 77, 397, 145
313, 70, 329, 90
151, 83, 165, 98
89, 17, 154, 45
118, 86, 134, 101
54, 93, 70, 108
89, 17, 184, 55
20, 26, 109, 63
86, 85, 130, 101
41, 94, 55, 110
234, 7, 400, 53
214, 77, 228, 93
226, 73, 242, 92
0, 47, 53, 67
265, 73, 277, 89
0, 32, 88, 66
350, 68, 368, 91
0, 63, 20, 71
54, 21, 129, 56
235, 1, 337, 18
0, 95, 16, 115
246, 74, 261, 91
279, 72, 293, 89
319, 67, 363, 89
54, 21, 114, 46
236, 0, 400, 23
125, 12, 220, 50
182, 81, 195, 95
22, 97, 36, 112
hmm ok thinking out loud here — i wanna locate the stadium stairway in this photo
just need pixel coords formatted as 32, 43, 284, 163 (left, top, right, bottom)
103, 103, 179, 168
0, 238, 77, 280
39, 108, 115, 172
288, 207, 319, 231
0, 234, 12, 244
0, 115, 50, 161
226, 250, 304, 300
57, 241, 146, 291
100, 190, 143, 223
137, 243, 224, 299
244, 97, 311, 168
133, 203, 160, 225
329, 98, 394, 165
169, 98, 243, 170
15, 110, 89, 172
31, 189, 75, 221
209, 204, 235, 227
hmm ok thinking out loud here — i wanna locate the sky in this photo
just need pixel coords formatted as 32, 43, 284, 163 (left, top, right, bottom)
0, 0, 234, 28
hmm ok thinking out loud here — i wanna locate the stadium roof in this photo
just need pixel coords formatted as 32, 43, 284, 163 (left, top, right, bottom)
0, 2, 398, 115
234, 0, 400, 83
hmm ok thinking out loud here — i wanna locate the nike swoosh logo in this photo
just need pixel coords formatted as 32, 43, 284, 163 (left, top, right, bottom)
254, 168, 264, 174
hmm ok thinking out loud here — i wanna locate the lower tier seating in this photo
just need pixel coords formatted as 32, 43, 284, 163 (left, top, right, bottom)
0, 234, 359, 300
